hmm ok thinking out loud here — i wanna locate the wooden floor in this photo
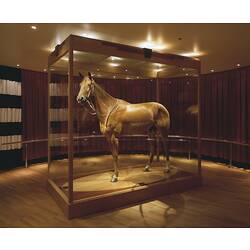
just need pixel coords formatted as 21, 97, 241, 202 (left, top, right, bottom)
0, 154, 249, 227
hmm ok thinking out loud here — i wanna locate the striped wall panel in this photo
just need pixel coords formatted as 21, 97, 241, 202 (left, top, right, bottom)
0, 65, 22, 169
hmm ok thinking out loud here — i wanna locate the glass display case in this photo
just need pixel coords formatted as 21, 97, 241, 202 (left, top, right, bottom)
47, 35, 202, 218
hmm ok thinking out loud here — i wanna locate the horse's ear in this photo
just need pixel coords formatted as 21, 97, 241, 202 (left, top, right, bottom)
79, 72, 83, 79
88, 72, 92, 80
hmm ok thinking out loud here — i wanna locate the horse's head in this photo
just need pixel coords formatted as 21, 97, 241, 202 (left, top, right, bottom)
77, 72, 95, 103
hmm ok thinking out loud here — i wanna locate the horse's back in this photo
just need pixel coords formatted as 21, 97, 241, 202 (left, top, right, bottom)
116, 101, 170, 128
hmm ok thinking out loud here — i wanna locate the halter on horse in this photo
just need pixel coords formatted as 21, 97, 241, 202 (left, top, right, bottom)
77, 72, 171, 182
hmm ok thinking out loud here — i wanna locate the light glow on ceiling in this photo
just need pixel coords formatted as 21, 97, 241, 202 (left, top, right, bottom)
110, 56, 122, 61
181, 51, 203, 57
109, 63, 120, 67
138, 32, 168, 51
81, 32, 99, 40
138, 41, 167, 51
155, 68, 163, 73
181, 44, 204, 57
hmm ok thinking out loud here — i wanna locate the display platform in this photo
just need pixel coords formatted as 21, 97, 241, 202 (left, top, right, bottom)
62, 165, 190, 200
47, 155, 202, 219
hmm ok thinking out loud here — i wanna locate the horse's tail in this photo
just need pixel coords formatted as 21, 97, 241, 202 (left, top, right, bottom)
155, 104, 170, 129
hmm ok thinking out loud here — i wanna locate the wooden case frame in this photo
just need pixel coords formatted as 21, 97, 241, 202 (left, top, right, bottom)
47, 35, 202, 219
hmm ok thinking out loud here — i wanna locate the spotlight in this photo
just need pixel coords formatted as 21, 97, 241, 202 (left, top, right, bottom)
236, 63, 240, 67
16, 64, 20, 67
210, 69, 214, 72
31, 25, 37, 30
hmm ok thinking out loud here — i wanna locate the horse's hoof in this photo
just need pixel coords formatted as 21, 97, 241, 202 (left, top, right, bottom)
144, 165, 150, 172
111, 175, 118, 182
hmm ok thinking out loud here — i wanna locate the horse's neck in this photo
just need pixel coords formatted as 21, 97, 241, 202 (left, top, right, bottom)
92, 83, 117, 124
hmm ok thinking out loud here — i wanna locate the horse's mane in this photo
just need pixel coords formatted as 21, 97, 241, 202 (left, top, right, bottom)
93, 81, 117, 105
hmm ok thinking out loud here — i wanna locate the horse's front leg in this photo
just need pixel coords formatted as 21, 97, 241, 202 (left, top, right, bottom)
107, 133, 119, 182
144, 127, 156, 172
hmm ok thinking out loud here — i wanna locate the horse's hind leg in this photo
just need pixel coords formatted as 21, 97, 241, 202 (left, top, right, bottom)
158, 126, 170, 173
144, 126, 156, 172
107, 133, 120, 182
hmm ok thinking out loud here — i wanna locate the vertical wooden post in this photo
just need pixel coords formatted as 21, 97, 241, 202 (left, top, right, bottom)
25, 143, 28, 168
47, 67, 51, 176
68, 41, 74, 204
156, 73, 160, 161
197, 67, 202, 176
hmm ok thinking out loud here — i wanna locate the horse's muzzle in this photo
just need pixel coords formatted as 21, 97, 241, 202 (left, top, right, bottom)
77, 96, 87, 103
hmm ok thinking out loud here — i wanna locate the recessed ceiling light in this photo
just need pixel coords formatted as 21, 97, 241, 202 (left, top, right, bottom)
185, 73, 189, 76
16, 64, 20, 67
113, 76, 116, 78
125, 69, 128, 72
43, 69, 47, 72
136, 76, 139, 79
182, 68, 186, 71
51, 68, 55, 71
210, 69, 214, 72
31, 25, 37, 30
236, 63, 240, 67
97, 68, 100, 71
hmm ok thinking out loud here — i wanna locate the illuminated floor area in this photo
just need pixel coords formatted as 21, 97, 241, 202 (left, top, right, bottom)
0, 154, 249, 227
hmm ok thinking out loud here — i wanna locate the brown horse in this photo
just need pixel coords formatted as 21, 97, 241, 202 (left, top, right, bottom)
77, 73, 170, 182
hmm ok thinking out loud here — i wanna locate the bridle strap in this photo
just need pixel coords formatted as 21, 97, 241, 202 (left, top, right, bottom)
86, 99, 96, 115
84, 81, 96, 115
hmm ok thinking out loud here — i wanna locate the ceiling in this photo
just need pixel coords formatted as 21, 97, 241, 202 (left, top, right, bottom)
0, 23, 250, 76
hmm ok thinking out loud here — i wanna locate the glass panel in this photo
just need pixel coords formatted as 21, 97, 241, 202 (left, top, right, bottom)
48, 53, 69, 197
70, 50, 200, 202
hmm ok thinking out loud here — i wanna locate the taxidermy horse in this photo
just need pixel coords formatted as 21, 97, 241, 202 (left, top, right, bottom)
77, 72, 170, 182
